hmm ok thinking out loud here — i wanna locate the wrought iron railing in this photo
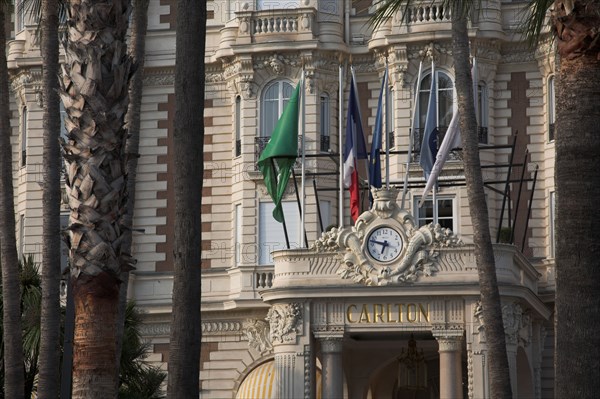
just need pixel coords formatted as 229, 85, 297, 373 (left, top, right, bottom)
411, 126, 461, 162
255, 136, 303, 170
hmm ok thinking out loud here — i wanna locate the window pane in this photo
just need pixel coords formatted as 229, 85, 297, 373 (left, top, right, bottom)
438, 72, 453, 89
437, 199, 453, 218
259, 202, 300, 265
438, 88, 454, 127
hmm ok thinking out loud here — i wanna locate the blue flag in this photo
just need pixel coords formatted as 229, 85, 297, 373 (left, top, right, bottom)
420, 62, 438, 179
369, 68, 387, 190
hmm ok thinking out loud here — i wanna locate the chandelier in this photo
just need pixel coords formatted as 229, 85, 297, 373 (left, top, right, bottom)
397, 334, 427, 390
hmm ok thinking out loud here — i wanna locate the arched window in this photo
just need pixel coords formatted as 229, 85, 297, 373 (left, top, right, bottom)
261, 80, 293, 138
478, 82, 488, 144
415, 70, 454, 153
320, 93, 330, 152
548, 75, 555, 142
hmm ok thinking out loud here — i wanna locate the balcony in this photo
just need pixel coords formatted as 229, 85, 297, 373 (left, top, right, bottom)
224, 7, 318, 48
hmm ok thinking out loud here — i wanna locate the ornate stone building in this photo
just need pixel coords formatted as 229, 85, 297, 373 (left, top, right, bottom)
8, 0, 556, 398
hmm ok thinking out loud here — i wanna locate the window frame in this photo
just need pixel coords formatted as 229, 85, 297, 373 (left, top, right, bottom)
413, 196, 457, 232
416, 69, 456, 131
20, 106, 27, 167
319, 92, 330, 152
549, 191, 556, 258
258, 201, 300, 265
235, 95, 242, 157
260, 80, 294, 138
548, 75, 555, 142
477, 81, 489, 144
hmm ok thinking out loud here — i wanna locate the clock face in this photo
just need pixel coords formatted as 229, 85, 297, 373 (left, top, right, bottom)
366, 226, 403, 263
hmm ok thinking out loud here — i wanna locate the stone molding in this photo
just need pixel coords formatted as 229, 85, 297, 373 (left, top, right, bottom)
436, 336, 464, 352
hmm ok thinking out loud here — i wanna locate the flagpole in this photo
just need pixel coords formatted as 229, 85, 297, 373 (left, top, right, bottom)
271, 158, 290, 249
401, 61, 422, 209
300, 70, 306, 248
338, 63, 344, 227
385, 58, 390, 189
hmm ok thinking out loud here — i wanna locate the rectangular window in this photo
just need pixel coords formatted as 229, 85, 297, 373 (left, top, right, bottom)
478, 83, 488, 144
235, 204, 242, 265
549, 191, 556, 258
320, 94, 330, 152
21, 107, 27, 167
387, 86, 395, 148
548, 76, 555, 142
414, 197, 456, 232
258, 202, 300, 265
235, 96, 241, 157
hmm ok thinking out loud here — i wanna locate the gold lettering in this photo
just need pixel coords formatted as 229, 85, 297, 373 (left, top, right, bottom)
373, 304, 384, 323
396, 304, 404, 323
359, 305, 371, 323
386, 303, 397, 323
346, 304, 357, 323
407, 303, 417, 322
419, 303, 430, 322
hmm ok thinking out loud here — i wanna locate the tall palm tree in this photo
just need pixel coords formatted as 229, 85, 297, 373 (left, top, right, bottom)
526, 0, 600, 397
59, 0, 133, 396
116, 0, 150, 370
116, 0, 150, 376
371, 1, 512, 397
0, 2, 25, 397
38, 0, 62, 397
167, 0, 206, 397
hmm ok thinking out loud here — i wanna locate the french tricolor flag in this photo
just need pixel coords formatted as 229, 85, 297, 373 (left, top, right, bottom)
343, 72, 368, 223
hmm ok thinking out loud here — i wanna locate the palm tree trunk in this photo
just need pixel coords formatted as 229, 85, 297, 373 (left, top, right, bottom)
553, 2, 600, 396
451, 9, 512, 399
38, 0, 62, 397
116, 0, 150, 378
60, 0, 133, 397
166, 0, 206, 397
0, 4, 25, 398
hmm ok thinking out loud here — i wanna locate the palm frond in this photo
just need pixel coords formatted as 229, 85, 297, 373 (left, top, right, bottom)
520, 0, 554, 46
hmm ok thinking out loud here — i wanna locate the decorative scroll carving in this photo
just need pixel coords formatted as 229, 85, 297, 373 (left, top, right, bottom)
242, 319, 273, 354
267, 303, 302, 344
317, 188, 463, 286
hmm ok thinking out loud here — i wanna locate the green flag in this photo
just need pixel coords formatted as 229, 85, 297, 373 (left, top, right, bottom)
257, 82, 301, 223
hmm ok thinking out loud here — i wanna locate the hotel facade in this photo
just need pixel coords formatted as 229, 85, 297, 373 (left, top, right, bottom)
9, 0, 557, 398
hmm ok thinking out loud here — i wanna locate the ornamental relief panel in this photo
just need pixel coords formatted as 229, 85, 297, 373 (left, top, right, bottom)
313, 188, 463, 286
266, 303, 303, 345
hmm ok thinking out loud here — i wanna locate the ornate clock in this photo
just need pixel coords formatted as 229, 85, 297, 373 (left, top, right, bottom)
366, 226, 403, 263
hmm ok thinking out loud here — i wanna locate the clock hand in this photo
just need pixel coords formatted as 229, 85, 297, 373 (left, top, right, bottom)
380, 240, 389, 254
369, 239, 387, 246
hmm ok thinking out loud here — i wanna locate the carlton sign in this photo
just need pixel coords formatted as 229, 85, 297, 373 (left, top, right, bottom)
346, 302, 430, 324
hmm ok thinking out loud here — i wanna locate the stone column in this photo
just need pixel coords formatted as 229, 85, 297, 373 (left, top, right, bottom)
320, 337, 344, 399
437, 336, 464, 399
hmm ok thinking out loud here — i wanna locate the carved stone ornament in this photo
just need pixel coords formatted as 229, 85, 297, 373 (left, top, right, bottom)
266, 303, 302, 345
317, 188, 463, 286
502, 302, 531, 346
242, 319, 273, 355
